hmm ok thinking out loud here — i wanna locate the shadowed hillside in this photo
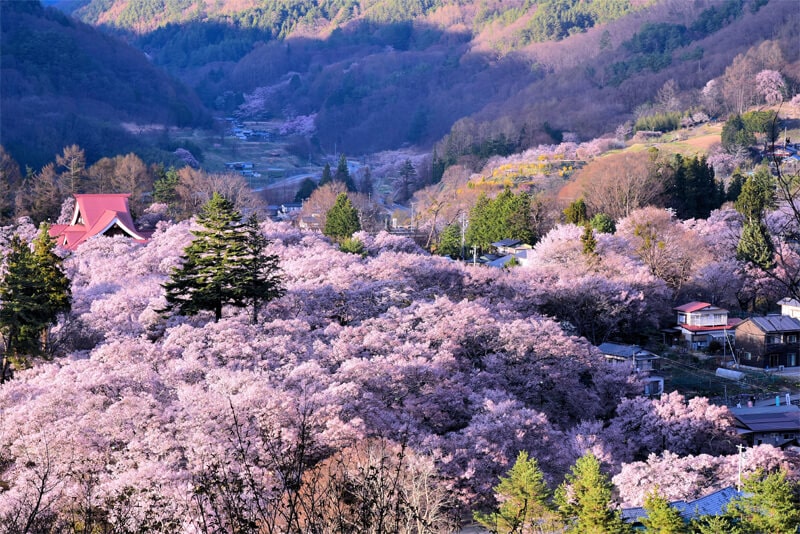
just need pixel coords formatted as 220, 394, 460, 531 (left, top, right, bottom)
0, 1, 210, 169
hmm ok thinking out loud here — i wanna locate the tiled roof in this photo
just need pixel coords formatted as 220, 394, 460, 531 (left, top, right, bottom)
674, 301, 713, 313
747, 315, 800, 333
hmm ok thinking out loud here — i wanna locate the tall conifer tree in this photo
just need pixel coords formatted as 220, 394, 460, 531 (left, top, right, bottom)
324, 193, 360, 241
240, 214, 284, 324
555, 452, 630, 533
0, 225, 71, 382
162, 193, 283, 322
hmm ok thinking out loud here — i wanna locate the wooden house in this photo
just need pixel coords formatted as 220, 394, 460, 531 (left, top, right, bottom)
735, 315, 800, 369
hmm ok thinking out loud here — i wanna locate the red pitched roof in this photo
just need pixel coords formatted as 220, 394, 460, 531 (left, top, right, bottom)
49, 194, 149, 250
678, 318, 743, 332
674, 301, 713, 313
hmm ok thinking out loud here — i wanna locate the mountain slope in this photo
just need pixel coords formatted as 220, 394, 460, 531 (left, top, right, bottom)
0, 1, 209, 169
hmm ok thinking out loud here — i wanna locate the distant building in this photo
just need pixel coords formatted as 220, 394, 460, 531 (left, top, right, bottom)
778, 297, 800, 319
730, 405, 800, 447
597, 342, 663, 396
622, 487, 741, 527
49, 194, 150, 251
488, 239, 533, 268
674, 301, 741, 350
735, 315, 800, 369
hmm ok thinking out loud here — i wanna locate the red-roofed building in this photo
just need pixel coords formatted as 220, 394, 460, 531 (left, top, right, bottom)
49, 194, 150, 250
674, 302, 741, 350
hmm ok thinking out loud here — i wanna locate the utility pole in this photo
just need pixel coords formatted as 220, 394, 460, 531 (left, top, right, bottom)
460, 211, 467, 260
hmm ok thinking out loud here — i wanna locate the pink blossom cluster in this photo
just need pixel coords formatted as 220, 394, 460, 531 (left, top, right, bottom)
0, 213, 795, 529
278, 113, 317, 137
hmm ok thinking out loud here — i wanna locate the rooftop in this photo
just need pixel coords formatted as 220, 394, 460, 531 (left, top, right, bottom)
675, 301, 718, 313
746, 315, 800, 333
622, 487, 741, 523
730, 405, 800, 433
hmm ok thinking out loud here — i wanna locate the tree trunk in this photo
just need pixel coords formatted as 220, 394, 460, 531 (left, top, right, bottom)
1, 353, 9, 384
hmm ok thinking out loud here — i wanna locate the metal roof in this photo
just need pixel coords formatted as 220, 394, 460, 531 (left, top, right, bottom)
674, 301, 714, 313
491, 238, 522, 248
597, 342, 658, 360
623, 487, 741, 523
747, 315, 800, 333
731, 405, 800, 433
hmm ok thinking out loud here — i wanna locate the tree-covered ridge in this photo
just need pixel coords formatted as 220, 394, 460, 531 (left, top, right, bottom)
70, 0, 641, 36
0, 1, 209, 169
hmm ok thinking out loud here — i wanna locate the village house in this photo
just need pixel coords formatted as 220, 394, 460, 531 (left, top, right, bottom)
778, 297, 800, 319
622, 487, 741, 527
487, 239, 533, 268
49, 194, 150, 250
730, 404, 800, 447
597, 342, 664, 396
734, 315, 800, 369
673, 302, 741, 350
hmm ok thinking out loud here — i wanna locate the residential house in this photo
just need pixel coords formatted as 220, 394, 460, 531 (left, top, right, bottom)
622, 487, 741, 527
488, 239, 533, 268
735, 315, 800, 369
778, 297, 800, 319
730, 405, 800, 447
49, 194, 150, 251
597, 342, 663, 396
674, 302, 741, 350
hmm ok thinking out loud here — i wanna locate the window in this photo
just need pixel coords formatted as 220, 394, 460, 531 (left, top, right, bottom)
745, 352, 753, 361
788, 335, 797, 343
788, 353, 797, 367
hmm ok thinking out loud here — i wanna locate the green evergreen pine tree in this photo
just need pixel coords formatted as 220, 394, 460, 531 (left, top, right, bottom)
564, 198, 589, 225
324, 193, 361, 241
153, 166, 180, 207
162, 193, 250, 322
687, 515, 739, 534
734, 167, 776, 271
555, 452, 631, 534
581, 224, 598, 257
737, 221, 774, 270
474, 451, 563, 533
726, 169, 744, 203
466, 189, 535, 251
319, 163, 333, 186
334, 154, 356, 192
0, 225, 71, 383
240, 214, 285, 324
294, 178, 318, 202
640, 490, 686, 534
725, 469, 800, 534
734, 167, 775, 223
437, 222, 462, 258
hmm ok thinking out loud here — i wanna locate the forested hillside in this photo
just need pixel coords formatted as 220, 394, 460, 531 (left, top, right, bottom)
56, 0, 798, 159
0, 1, 209, 170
